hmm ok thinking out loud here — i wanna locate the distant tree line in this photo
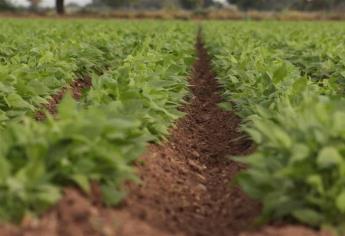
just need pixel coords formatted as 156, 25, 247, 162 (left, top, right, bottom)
228, 0, 345, 11
22, 0, 213, 14
0, 0, 14, 11
90, 0, 214, 10
1, 0, 344, 14
59, 0, 345, 14
91, 0, 345, 11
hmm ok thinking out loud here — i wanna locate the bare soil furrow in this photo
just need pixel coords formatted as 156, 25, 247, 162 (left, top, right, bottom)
118, 34, 261, 236
0, 30, 326, 236
35, 76, 92, 120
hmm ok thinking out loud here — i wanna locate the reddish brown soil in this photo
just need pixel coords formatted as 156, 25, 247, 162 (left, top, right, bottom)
240, 226, 333, 236
35, 76, 92, 120
0, 36, 329, 236
113, 36, 331, 236
117, 35, 261, 236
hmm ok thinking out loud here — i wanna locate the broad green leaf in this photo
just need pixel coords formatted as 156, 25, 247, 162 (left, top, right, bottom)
336, 191, 345, 213
290, 144, 310, 163
317, 147, 343, 168
292, 209, 324, 226
4, 94, 34, 110
71, 174, 90, 193
35, 185, 61, 205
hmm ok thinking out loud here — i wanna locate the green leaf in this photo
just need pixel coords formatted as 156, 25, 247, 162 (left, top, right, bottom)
0, 110, 8, 123
71, 174, 90, 193
0, 156, 10, 184
4, 94, 34, 110
272, 63, 288, 83
292, 209, 324, 226
306, 175, 324, 194
58, 93, 78, 119
246, 128, 262, 143
290, 144, 310, 163
272, 126, 292, 148
35, 185, 61, 205
317, 147, 343, 168
336, 191, 345, 213
218, 102, 233, 111
101, 184, 126, 206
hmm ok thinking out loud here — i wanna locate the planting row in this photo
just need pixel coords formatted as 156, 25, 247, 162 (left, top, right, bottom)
204, 22, 345, 234
0, 20, 144, 125
0, 20, 196, 222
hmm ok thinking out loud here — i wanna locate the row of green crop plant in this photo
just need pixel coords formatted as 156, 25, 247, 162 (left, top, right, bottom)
233, 22, 345, 95
0, 20, 196, 222
0, 20, 151, 126
204, 22, 345, 234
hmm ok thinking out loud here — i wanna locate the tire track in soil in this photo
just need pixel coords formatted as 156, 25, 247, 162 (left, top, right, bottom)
116, 34, 261, 236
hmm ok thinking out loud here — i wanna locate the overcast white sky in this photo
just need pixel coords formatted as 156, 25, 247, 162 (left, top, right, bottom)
10, 0, 92, 7
10, 0, 226, 8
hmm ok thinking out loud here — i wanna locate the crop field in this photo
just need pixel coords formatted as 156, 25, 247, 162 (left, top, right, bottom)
0, 20, 344, 236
